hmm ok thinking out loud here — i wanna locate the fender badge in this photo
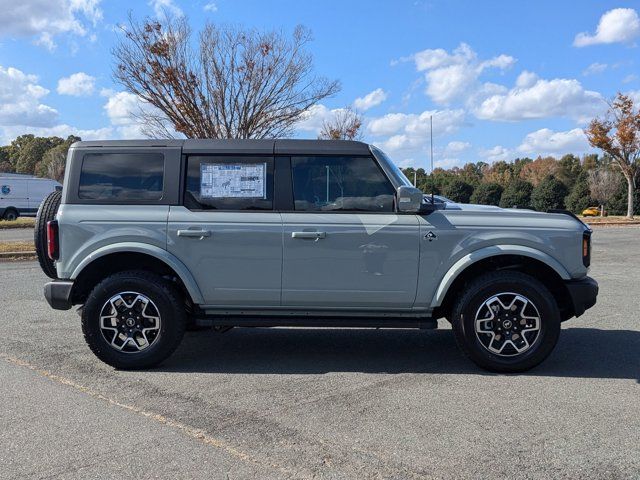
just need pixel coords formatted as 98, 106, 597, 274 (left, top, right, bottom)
425, 231, 437, 241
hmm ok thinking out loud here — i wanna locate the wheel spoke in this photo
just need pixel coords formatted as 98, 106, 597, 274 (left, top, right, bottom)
98, 291, 162, 354
474, 292, 542, 358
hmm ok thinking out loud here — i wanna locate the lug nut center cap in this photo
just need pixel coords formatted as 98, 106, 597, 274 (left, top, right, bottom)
125, 318, 136, 327
502, 320, 513, 330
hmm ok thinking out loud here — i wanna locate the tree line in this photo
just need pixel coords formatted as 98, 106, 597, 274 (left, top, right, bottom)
0, 134, 79, 183
402, 152, 638, 216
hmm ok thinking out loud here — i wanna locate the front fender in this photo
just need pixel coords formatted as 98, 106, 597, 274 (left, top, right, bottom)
70, 242, 205, 305
430, 244, 571, 308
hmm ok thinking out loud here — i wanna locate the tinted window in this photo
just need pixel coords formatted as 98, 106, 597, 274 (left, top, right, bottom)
185, 156, 273, 210
79, 153, 164, 201
291, 156, 395, 212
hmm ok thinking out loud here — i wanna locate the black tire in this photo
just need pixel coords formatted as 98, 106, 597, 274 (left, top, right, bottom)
452, 271, 561, 373
81, 271, 186, 370
3, 208, 18, 221
34, 190, 62, 279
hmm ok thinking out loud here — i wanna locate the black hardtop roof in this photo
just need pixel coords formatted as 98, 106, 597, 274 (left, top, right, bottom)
70, 139, 372, 156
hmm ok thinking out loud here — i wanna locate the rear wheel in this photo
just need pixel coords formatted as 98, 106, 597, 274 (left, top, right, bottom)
452, 271, 561, 373
34, 190, 62, 279
81, 271, 186, 369
3, 208, 18, 221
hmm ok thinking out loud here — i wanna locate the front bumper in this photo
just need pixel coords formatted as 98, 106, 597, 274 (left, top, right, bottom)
565, 276, 598, 318
44, 280, 74, 310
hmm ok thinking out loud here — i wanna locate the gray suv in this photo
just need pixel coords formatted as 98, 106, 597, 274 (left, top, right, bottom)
38, 139, 598, 372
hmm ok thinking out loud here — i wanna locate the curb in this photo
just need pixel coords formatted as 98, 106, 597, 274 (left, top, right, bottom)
585, 222, 640, 227
0, 251, 36, 260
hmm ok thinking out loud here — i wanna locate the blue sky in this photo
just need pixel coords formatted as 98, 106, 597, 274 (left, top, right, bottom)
1, 0, 639, 169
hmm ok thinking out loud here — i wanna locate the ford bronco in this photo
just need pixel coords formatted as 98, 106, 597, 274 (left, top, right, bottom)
37, 139, 598, 372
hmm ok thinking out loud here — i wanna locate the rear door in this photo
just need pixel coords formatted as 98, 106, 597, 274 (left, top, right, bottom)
281, 155, 420, 309
167, 154, 282, 307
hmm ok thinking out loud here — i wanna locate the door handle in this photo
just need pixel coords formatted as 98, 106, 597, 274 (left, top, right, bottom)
177, 229, 211, 239
291, 231, 326, 239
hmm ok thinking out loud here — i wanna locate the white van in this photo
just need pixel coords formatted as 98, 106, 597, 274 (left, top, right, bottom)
0, 174, 62, 221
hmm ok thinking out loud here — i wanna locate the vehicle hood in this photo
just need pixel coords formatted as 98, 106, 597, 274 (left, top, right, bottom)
438, 202, 588, 231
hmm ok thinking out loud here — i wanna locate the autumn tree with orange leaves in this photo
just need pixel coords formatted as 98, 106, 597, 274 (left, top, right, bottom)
586, 93, 640, 218
113, 15, 340, 139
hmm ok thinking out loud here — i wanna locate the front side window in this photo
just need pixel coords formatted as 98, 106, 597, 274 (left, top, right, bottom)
185, 156, 274, 210
291, 156, 395, 212
78, 153, 164, 201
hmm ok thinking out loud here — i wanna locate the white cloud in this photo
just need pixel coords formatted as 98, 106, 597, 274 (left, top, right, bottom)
404, 43, 515, 105
623, 74, 638, 84
57, 72, 96, 96
516, 128, 590, 156
367, 109, 466, 162
367, 113, 409, 136
367, 109, 465, 138
149, 0, 183, 18
574, 8, 640, 47
203, 2, 217, 12
583, 62, 608, 76
445, 141, 471, 153
353, 88, 387, 111
296, 104, 335, 133
474, 76, 603, 122
103, 90, 178, 138
104, 91, 148, 137
515, 71, 538, 88
480, 145, 510, 162
0, 124, 112, 144
0, 66, 58, 128
0, 0, 103, 51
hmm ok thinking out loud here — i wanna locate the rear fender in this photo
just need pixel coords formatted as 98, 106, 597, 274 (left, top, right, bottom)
70, 242, 205, 305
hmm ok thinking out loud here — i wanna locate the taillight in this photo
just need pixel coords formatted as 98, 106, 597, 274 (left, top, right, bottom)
582, 231, 591, 267
47, 220, 59, 261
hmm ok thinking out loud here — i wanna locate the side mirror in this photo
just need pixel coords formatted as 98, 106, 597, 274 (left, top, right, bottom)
397, 186, 424, 213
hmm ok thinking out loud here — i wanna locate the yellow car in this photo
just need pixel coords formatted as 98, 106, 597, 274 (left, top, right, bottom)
582, 206, 603, 217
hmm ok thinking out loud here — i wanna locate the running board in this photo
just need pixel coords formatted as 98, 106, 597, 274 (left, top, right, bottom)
194, 316, 438, 329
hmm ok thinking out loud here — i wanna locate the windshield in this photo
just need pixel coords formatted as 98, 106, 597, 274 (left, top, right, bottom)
370, 145, 413, 187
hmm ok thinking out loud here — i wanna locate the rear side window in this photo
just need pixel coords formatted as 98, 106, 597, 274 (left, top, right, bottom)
78, 153, 164, 201
291, 156, 395, 212
185, 156, 274, 210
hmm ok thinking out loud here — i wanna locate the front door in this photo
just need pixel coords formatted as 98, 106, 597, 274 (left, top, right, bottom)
281, 155, 420, 309
167, 155, 282, 307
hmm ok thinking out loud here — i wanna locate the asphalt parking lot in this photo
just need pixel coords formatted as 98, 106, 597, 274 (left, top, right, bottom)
1, 227, 638, 479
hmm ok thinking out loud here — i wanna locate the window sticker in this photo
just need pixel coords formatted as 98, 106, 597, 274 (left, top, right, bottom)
200, 163, 266, 199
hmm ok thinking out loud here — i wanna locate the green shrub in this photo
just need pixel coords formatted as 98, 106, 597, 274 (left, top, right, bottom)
564, 172, 593, 214
499, 180, 533, 209
443, 179, 474, 203
531, 176, 568, 212
471, 182, 503, 205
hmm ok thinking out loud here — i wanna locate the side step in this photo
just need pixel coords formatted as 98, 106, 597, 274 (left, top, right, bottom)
194, 316, 438, 329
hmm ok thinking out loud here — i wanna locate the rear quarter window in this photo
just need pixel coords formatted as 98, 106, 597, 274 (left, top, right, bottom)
78, 153, 164, 201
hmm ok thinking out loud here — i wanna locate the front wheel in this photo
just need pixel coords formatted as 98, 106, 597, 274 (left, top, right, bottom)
81, 271, 186, 369
452, 271, 560, 373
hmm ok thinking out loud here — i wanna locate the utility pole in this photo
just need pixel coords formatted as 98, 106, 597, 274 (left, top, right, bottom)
430, 115, 434, 203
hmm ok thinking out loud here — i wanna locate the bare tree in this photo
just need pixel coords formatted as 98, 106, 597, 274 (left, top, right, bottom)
586, 93, 640, 218
113, 15, 340, 139
588, 169, 621, 216
318, 107, 363, 140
